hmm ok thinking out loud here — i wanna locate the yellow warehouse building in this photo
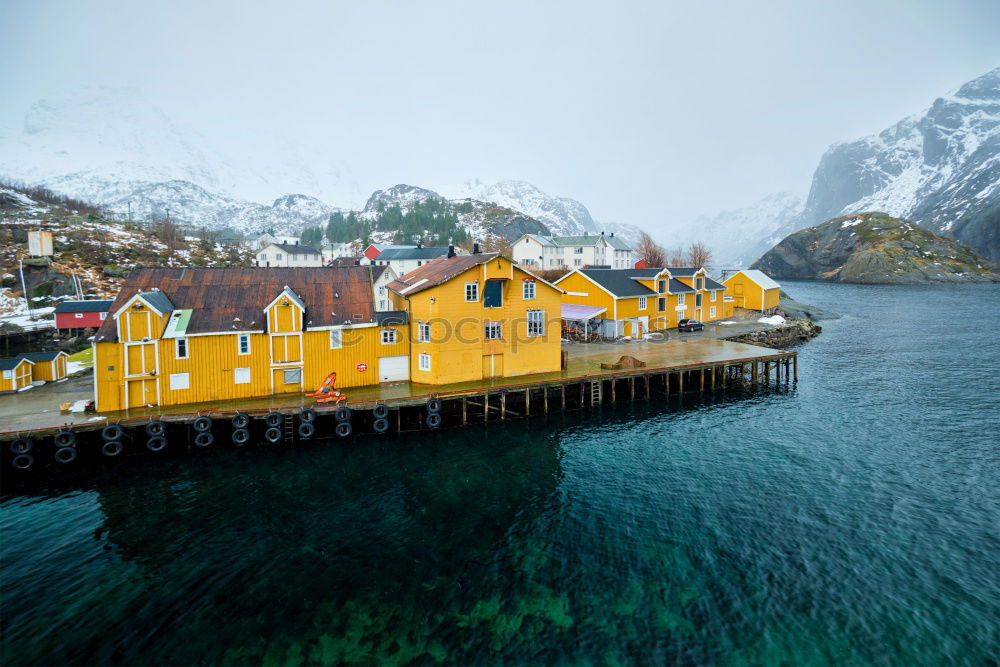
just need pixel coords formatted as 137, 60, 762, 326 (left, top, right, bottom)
721, 269, 781, 312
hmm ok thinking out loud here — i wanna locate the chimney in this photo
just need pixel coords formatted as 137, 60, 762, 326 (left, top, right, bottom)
447, 244, 456, 258
473, 242, 481, 254
610, 232, 614, 237
601, 231, 605, 236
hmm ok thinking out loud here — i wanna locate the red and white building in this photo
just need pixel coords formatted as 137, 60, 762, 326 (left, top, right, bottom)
54, 300, 113, 331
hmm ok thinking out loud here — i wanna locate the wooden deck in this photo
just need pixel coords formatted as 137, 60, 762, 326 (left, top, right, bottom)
0, 338, 796, 440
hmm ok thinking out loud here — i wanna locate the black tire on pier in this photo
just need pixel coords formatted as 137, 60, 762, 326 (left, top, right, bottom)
265, 413, 282, 428
426, 398, 442, 414
232, 428, 250, 446
335, 422, 352, 438
372, 404, 389, 419
102, 441, 123, 457
373, 418, 389, 434
54, 431, 76, 448
300, 408, 316, 423
194, 432, 214, 448
147, 437, 167, 452
102, 424, 123, 441
264, 427, 282, 443
231, 413, 250, 429
9, 438, 33, 454
335, 406, 351, 422
297, 422, 315, 440
12, 454, 33, 470
426, 413, 442, 429
193, 416, 212, 433
146, 421, 166, 437
54, 446, 77, 464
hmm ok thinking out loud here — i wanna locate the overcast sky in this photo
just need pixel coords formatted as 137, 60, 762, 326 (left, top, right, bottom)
1, 0, 998, 228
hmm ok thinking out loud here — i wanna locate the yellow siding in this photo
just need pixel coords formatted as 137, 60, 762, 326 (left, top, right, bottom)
556, 271, 616, 319
1, 360, 33, 392
30, 357, 66, 382
402, 258, 561, 385
721, 274, 780, 311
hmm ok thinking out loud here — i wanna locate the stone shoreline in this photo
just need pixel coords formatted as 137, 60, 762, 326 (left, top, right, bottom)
723, 318, 822, 347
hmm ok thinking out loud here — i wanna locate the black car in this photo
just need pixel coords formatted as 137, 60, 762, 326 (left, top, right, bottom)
678, 318, 704, 332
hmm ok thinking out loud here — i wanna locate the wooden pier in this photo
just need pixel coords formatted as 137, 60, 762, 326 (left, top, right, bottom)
1, 339, 797, 473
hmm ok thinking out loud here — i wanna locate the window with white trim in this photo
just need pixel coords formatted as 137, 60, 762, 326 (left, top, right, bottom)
238, 334, 250, 355
484, 321, 502, 340
175, 337, 188, 359
234, 368, 251, 384
657, 280, 666, 293
527, 311, 545, 337
276, 253, 283, 261
710, 306, 717, 318
465, 283, 479, 302
573, 259, 582, 266
678, 294, 685, 305
330, 329, 342, 349
710, 290, 716, 302
99, 312, 107, 320
418, 353, 431, 371
523, 281, 536, 300
657, 297, 666, 312
283, 368, 301, 384
169, 372, 190, 391
74, 312, 84, 319
381, 329, 397, 344
638, 297, 647, 310
2, 370, 11, 380
418, 322, 430, 342
696, 293, 703, 307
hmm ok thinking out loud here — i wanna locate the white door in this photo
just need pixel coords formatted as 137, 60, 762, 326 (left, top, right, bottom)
378, 355, 409, 383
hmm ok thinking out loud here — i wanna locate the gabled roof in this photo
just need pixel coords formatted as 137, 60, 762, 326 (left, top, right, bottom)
669, 279, 695, 294
550, 235, 605, 247
375, 247, 453, 261
704, 277, 726, 291
17, 350, 69, 363
54, 300, 113, 313
578, 269, 658, 298
0, 356, 33, 370
95, 267, 386, 343
605, 235, 632, 250
263, 242, 322, 256
627, 268, 661, 279
266, 286, 306, 312
666, 267, 701, 277
732, 269, 781, 290
139, 290, 174, 315
387, 253, 501, 296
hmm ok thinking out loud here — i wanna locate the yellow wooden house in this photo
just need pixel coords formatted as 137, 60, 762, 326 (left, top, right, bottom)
388, 250, 563, 384
722, 269, 781, 311
0, 356, 34, 392
18, 351, 69, 382
92, 266, 408, 411
555, 267, 733, 337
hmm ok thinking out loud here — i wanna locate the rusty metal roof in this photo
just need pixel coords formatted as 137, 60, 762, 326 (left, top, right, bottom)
387, 253, 500, 296
94, 266, 387, 342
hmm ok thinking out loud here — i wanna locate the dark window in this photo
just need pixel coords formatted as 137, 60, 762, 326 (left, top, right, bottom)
657, 280, 666, 293
483, 281, 503, 308
696, 293, 703, 307
657, 297, 666, 312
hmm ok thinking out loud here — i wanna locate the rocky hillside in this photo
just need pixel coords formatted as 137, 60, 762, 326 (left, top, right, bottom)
0, 184, 252, 319
753, 212, 998, 284
798, 67, 1000, 261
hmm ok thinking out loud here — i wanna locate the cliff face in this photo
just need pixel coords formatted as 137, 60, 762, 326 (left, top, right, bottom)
752, 212, 999, 284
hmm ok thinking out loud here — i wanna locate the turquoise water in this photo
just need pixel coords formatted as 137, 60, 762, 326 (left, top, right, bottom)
2, 282, 999, 665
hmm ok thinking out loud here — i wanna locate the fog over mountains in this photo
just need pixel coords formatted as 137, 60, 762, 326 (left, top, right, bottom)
1, 69, 997, 262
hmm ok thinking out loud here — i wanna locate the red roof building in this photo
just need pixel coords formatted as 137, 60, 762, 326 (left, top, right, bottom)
54, 300, 113, 330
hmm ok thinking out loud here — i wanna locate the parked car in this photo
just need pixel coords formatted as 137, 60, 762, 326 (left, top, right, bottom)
678, 318, 704, 332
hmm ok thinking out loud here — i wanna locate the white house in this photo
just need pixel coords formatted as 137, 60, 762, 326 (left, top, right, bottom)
254, 242, 324, 267
248, 233, 299, 251
370, 245, 459, 276
512, 232, 633, 270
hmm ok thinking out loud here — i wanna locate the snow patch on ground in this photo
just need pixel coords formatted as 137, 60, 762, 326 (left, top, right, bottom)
758, 315, 786, 325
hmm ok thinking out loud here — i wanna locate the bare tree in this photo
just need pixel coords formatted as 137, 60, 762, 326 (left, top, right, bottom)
637, 232, 665, 267
687, 242, 713, 269
480, 233, 512, 257
152, 217, 181, 249
666, 246, 687, 267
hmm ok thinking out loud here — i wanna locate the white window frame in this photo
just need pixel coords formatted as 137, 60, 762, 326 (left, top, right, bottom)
238, 334, 250, 355
465, 282, 479, 302
169, 372, 190, 391
710, 290, 717, 302
99, 312, 107, 320
74, 312, 84, 319
484, 321, 502, 340
657, 297, 666, 312
657, 280, 666, 293
329, 329, 342, 349
282, 368, 301, 385
527, 310, 545, 338
696, 278, 703, 290
234, 368, 251, 384
678, 294, 685, 306
523, 281, 536, 300
381, 329, 397, 345
2, 370, 11, 380
418, 322, 430, 343
710, 306, 717, 318
638, 297, 647, 310
418, 353, 431, 371
175, 337, 188, 360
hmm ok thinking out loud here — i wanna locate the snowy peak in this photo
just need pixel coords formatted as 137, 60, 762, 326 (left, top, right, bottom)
802, 67, 1000, 259
438, 179, 599, 236
362, 184, 444, 218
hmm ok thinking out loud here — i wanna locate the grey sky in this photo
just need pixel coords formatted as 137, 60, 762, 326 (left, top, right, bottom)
1, 0, 998, 229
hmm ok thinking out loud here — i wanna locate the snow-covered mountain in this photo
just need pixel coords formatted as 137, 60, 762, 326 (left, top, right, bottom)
800, 67, 1000, 260
0, 87, 363, 233
437, 179, 597, 236
681, 193, 804, 267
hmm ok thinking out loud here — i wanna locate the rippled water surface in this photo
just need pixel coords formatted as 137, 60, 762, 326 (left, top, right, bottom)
2, 282, 999, 665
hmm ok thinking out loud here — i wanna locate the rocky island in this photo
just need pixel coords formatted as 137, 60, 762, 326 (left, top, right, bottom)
753, 212, 999, 284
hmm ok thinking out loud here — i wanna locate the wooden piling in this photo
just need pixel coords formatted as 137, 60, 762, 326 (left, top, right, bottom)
793, 355, 798, 382
525, 389, 530, 416
462, 397, 467, 425
500, 392, 506, 420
